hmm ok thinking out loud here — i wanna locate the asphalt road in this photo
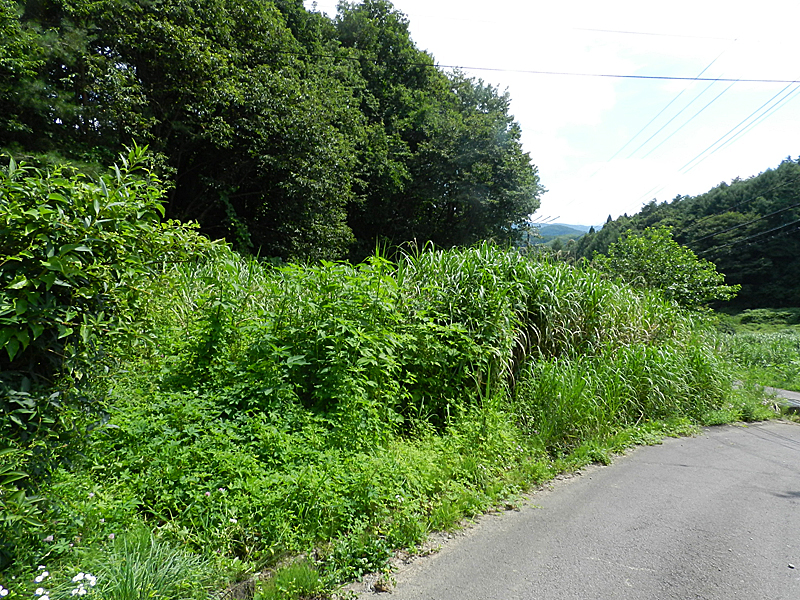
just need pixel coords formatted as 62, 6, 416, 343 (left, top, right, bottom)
374, 421, 800, 600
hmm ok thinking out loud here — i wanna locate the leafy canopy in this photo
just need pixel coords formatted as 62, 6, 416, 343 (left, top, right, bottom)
593, 226, 740, 309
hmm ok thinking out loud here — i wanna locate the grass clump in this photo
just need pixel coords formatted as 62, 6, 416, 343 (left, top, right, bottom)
255, 561, 323, 600
88, 528, 219, 600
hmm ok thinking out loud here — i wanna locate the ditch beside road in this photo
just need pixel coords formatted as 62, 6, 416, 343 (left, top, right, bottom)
358, 420, 800, 600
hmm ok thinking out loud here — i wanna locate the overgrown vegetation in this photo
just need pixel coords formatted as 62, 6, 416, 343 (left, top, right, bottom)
1, 152, 782, 599
715, 309, 800, 394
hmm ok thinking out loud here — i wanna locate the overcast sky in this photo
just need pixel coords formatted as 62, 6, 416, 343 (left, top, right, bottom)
305, 0, 800, 226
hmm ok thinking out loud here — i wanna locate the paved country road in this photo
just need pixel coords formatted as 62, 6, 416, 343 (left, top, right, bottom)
366, 421, 800, 600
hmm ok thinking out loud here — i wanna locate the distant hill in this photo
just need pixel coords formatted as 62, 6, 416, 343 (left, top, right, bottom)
537, 223, 595, 236
518, 222, 598, 248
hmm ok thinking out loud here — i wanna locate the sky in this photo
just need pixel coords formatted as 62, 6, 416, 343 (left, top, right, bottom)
304, 0, 800, 226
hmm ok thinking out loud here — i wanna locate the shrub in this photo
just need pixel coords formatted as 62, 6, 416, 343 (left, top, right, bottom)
1, 145, 212, 432
593, 225, 740, 309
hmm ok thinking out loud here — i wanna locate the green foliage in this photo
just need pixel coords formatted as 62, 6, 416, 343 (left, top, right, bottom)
716, 329, 800, 393
0, 447, 44, 570
0, 146, 211, 432
575, 157, 800, 308
593, 226, 740, 309
3, 0, 541, 260
2, 239, 763, 592
736, 308, 800, 327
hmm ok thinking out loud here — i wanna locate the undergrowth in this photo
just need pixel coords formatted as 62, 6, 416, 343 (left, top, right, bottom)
2, 242, 779, 599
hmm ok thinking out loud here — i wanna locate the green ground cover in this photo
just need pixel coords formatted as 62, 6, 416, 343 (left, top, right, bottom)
1, 156, 782, 600
715, 309, 800, 393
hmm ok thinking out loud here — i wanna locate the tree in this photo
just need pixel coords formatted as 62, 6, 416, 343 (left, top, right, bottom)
593, 226, 739, 309
4, 0, 545, 260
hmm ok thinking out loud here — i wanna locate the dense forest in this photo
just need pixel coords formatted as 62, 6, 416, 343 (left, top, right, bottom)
575, 157, 800, 308
0, 0, 542, 261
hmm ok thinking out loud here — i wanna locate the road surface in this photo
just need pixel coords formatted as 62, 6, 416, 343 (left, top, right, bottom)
366, 421, 800, 600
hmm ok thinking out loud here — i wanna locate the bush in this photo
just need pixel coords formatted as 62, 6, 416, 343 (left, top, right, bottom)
0, 146, 214, 569
593, 226, 740, 309
1, 145, 213, 429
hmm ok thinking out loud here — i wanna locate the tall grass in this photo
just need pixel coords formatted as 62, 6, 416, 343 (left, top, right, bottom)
716, 329, 800, 392
7, 242, 754, 596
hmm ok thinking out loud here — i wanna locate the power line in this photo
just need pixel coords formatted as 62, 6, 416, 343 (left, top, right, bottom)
438, 66, 800, 84
572, 27, 736, 41
611, 50, 729, 163
544, 50, 733, 218
691, 202, 800, 243
680, 83, 796, 173
699, 217, 800, 254
640, 80, 737, 159
276, 50, 800, 84
710, 85, 800, 158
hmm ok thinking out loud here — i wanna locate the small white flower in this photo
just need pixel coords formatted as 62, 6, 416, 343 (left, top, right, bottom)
37, 566, 46, 570
71, 590, 79, 597
36, 587, 45, 595
72, 573, 85, 583
34, 575, 44, 583
229, 518, 237, 523
78, 589, 87, 596
41, 595, 50, 600
87, 575, 97, 587
0, 586, 9, 597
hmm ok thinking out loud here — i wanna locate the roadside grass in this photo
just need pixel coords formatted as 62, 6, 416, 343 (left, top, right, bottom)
714, 308, 800, 394
2, 244, 782, 599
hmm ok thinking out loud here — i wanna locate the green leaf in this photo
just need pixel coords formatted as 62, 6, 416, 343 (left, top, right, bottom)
30, 322, 45, 339
42, 257, 65, 272
8, 276, 29, 290
0, 472, 29, 486
21, 515, 45, 528
16, 327, 30, 349
57, 324, 74, 339
5, 337, 20, 361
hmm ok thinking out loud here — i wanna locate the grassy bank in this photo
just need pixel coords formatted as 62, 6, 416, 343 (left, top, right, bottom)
2, 243, 779, 599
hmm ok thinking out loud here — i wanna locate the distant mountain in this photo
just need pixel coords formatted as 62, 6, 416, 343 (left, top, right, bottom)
517, 222, 598, 248
537, 223, 595, 236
